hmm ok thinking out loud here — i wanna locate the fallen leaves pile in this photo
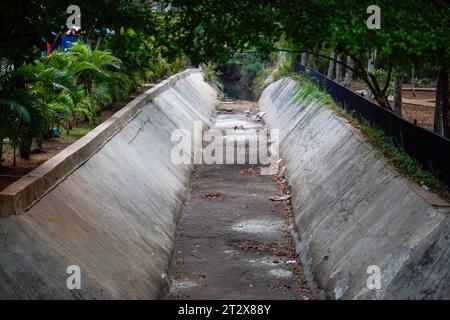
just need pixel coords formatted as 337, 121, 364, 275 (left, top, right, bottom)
203, 192, 226, 200
230, 239, 288, 257
240, 167, 261, 176
272, 175, 286, 185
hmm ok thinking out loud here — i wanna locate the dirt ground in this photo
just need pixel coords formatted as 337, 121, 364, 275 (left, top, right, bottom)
0, 89, 144, 191
351, 81, 367, 92
401, 103, 435, 131
399, 89, 435, 130
352, 81, 436, 130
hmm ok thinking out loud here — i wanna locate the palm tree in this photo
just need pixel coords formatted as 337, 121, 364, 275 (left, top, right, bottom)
45, 50, 94, 127
0, 67, 30, 166
11, 63, 75, 158
63, 42, 130, 123
12, 60, 91, 158
0, 41, 130, 161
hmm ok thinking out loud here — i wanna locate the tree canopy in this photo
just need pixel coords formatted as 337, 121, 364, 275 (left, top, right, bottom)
162, 1, 449, 109
1, 0, 449, 164
0, 0, 157, 64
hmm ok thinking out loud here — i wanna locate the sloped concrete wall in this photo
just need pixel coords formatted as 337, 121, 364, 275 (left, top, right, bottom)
0, 69, 217, 299
259, 78, 450, 299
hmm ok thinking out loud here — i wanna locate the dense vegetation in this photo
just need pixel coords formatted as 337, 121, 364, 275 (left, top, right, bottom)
162, 0, 450, 138
0, 1, 184, 166
0, 1, 449, 168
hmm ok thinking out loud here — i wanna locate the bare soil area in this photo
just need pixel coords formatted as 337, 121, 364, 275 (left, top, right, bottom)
352, 81, 436, 131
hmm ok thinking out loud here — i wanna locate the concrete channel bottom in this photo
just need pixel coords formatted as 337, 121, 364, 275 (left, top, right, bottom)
166, 100, 315, 300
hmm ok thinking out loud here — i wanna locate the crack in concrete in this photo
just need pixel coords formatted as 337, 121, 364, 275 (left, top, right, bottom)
128, 117, 152, 144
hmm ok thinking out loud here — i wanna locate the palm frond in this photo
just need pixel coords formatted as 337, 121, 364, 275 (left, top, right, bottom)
0, 98, 30, 122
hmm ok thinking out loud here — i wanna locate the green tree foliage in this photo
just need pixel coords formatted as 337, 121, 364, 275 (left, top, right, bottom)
0, 42, 130, 160
164, 0, 450, 134
161, 0, 280, 64
64, 42, 131, 115
0, 1, 186, 164
104, 27, 178, 86
2, 1, 449, 166
0, 66, 31, 165
0, 0, 157, 64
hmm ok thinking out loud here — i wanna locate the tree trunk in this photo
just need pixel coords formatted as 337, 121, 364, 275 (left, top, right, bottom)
368, 50, 377, 72
300, 53, 309, 66
0, 137, 3, 167
433, 68, 450, 138
307, 47, 318, 70
95, 37, 102, 50
393, 76, 403, 116
411, 68, 416, 97
373, 94, 391, 109
13, 143, 16, 167
19, 134, 32, 159
278, 51, 287, 64
327, 50, 336, 79
36, 136, 43, 151
367, 72, 392, 110
66, 120, 72, 136
307, 54, 314, 69
343, 56, 354, 89
367, 50, 377, 99
335, 53, 343, 84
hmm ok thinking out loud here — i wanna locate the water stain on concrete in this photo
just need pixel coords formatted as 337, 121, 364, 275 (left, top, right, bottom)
270, 269, 294, 279
232, 219, 284, 234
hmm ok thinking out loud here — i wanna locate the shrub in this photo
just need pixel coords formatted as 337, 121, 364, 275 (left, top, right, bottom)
201, 62, 223, 90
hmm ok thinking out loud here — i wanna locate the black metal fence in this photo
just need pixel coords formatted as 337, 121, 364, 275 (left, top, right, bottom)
293, 61, 450, 186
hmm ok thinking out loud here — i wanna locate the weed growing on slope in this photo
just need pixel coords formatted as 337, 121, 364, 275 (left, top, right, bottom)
201, 62, 224, 90
290, 75, 445, 192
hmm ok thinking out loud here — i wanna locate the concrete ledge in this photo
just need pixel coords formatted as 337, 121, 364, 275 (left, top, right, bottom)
0, 69, 200, 217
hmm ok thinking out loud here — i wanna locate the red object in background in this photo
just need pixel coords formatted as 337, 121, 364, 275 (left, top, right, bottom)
46, 42, 52, 56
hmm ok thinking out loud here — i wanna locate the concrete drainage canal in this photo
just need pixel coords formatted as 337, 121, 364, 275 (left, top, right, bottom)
0, 69, 448, 300
165, 100, 315, 300
166, 75, 450, 300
